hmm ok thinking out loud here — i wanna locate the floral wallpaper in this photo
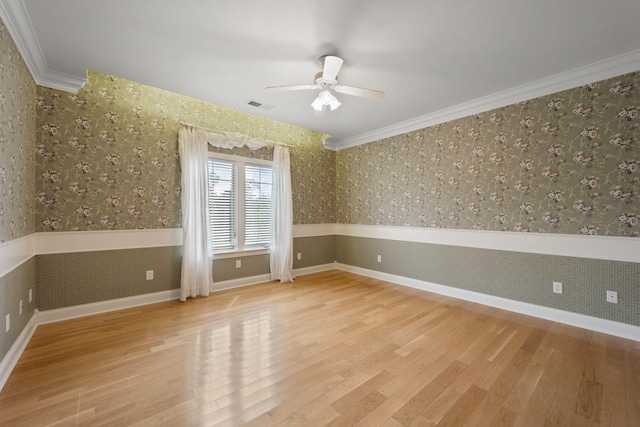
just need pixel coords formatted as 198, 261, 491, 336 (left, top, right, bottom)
35, 70, 334, 231
337, 72, 639, 237
0, 18, 36, 243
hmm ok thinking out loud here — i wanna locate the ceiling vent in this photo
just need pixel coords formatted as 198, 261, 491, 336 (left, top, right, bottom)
247, 100, 275, 110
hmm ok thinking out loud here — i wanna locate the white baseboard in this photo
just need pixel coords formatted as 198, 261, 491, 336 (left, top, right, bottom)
294, 263, 337, 276
37, 289, 181, 324
335, 263, 640, 342
210, 263, 337, 292
211, 273, 274, 292
0, 312, 38, 391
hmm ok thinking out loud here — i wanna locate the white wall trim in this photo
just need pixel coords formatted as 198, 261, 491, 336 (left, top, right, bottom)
211, 273, 274, 293
294, 263, 337, 277
37, 289, 181, 324
293, 224, 337, 238
209, 264, 336, 292
1, 226, 635, 273
0, 312, 38, 391
336, 224, 640, 263
336, 263, 640, 342
0, 226, 332, 279
0, 234, 36, 278
35, 228, 183, 254
0, 0, 86, 92
29, 226, 334, 256
326, 49, 640, 150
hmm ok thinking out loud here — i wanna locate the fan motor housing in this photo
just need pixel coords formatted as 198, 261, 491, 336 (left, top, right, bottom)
314, 71, 338, 87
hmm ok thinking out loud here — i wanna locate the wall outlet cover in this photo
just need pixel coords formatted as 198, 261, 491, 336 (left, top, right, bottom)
606, 290, 618, 304
553, 281, 563, 294
146, 270, 154, 280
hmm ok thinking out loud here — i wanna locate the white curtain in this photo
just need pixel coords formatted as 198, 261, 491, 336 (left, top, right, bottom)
270, 145, 295, 282
178, 126, 213, 300
177, 124, 295, 301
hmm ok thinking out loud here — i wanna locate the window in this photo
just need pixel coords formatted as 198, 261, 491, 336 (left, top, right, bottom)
207, 154, 273, 253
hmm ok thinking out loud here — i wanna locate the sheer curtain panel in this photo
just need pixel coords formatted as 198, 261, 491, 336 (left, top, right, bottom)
178, 126, 213, 300
270, 145, 295, 282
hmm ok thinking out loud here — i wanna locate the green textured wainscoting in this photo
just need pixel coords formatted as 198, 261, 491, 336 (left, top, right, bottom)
35, 235, 337, 311
336, 235, 640, 327
0, 258, 36, 361
293, 235, 336, 269
213, 235, 337, 281
212, 254, 270, 282
36, 246, 182, 311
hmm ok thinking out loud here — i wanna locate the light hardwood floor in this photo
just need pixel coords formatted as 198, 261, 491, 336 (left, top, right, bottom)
1, 270, 638, 426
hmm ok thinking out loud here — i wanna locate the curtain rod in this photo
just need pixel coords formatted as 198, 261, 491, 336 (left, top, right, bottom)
179, 122, 294, 147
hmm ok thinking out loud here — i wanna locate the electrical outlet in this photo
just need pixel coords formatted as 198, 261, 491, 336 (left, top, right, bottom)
606, 290, 618, 304
5, 314, 9, 333
146, 270, 154, 280
553, 281, 563, 294
19, 300, 23, 315
297, 252, 301, 260
29, 289, 32, 303
377, 255, 382, 263
235, 260, 241, 268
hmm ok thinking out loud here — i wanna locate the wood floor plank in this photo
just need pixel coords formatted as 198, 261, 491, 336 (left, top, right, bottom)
502, 343, 553, 415
331, 370, 394, 414
600, 336, 629, 427
327, 390, 387, 427
545, 330, 592, 426
574, 332, 606, 423
625, 346, 640, 426
434, 384, 487, 427
0, 270, 637, 427
391, 360, 468, 425
418, 356, 488, 424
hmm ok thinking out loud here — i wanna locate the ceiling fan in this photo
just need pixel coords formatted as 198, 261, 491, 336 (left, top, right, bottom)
265, 55, 384, 112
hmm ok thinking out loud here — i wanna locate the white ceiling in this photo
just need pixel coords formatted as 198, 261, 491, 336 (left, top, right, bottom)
2, 0, 640, 149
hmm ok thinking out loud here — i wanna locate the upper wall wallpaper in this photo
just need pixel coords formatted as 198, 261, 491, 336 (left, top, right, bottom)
35, 71, 335, 231
337, 72, 639, 237
0, 18, 36, 244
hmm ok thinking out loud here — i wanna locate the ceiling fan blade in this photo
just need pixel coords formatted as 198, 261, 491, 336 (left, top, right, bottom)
322, 55, 343, 81
265, 84, 317, 92
334, 84, 385, 100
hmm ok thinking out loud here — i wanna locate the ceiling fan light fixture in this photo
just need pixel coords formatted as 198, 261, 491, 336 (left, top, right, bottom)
311, 96, 324, 111
329, 96, 341, 111
311, 89, 341, 112
319, 90, 333, 103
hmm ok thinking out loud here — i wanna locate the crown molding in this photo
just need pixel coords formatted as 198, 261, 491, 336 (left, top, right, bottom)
0, 0, 86, 92
2, 0, 639, 145
329, 48, 640, 151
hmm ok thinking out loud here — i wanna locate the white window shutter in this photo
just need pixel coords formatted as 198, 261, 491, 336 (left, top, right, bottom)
208, 159, 235, 251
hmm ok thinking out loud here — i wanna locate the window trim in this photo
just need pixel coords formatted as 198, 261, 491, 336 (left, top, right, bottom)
207, 152, 273, 259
